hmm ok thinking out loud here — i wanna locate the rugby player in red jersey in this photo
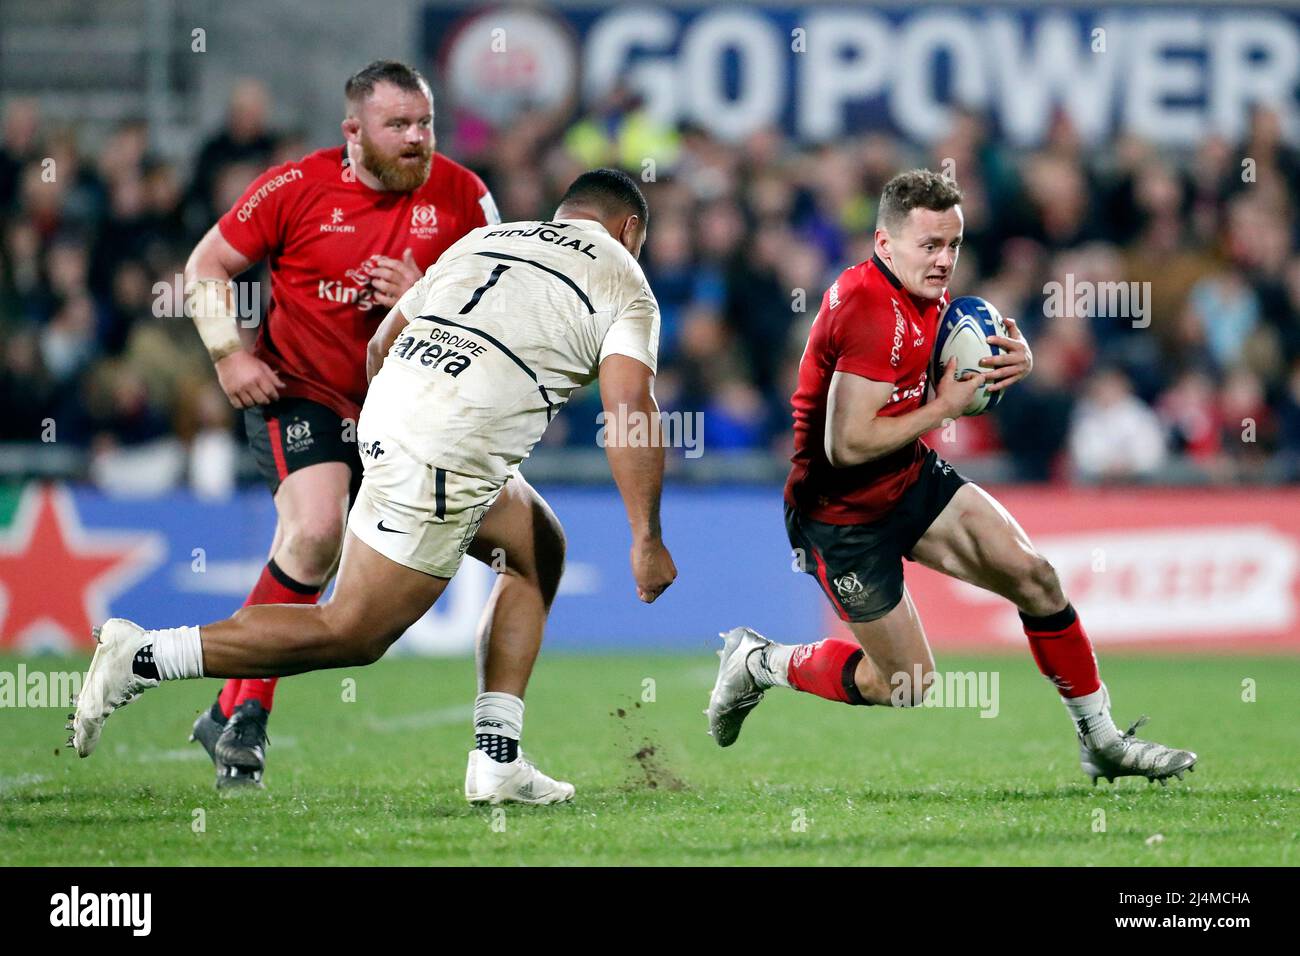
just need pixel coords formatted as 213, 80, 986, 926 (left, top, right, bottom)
707, 170, 1197, 786
182, 61, 503, 789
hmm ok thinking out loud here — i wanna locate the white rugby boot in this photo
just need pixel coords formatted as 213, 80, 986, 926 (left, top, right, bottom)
70, 619, 158, 757
1080, 715, 1198, 786
464, 749, 575, 805
705, 626, 771, 748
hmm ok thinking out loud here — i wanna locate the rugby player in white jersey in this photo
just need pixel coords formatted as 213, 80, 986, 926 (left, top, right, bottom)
70, 169, 677, 805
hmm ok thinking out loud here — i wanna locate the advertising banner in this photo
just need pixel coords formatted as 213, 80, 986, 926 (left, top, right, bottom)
423, 3, 1300, 147
2, 482, 1296, 655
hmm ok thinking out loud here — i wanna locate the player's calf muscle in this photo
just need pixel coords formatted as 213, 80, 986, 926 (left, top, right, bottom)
531, 507, 566, 605
1015, 553, 1065, 616
986, 548, 1064, 616
856, 650, 935, 706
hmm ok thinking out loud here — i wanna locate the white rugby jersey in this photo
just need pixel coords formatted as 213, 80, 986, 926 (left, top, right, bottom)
369, 217, 660, 480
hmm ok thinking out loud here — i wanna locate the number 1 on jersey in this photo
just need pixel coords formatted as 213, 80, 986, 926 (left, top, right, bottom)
459, 263, 511, 314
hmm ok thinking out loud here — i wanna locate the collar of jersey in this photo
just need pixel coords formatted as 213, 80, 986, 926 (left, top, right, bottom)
871, 252, 943, 310
553, 217, 611, 236
871, 252, 904, 290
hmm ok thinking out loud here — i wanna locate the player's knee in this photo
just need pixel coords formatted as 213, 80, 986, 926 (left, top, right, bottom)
280, 520, 345, 582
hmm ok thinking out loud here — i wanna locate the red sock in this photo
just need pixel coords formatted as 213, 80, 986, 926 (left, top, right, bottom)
217, 678, 241, 719
216, 558, 321, 717
1021, 604, 1101, 698
787, 638, 868, 705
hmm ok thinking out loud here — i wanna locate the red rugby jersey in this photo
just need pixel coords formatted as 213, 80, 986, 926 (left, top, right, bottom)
218, 146, 498, 421
784, 254, 948, 525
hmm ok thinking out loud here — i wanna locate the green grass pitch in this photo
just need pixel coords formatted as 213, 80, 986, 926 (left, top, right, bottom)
1, 652, 1295, 865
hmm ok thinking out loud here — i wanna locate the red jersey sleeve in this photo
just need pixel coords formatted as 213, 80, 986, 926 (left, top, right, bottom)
828, 277, 898, 384
216, 161, 309, 262
466, 170, 500, 227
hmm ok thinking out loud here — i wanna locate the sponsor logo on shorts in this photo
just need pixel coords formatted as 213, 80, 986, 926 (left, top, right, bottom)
285, 419, 313, 454
360, 439, 385, 459
833, 572, 870, 606
409, 203, 439, 239
376, 520, 409, 534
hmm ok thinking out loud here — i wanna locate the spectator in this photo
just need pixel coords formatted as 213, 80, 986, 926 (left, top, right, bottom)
1069, 366, 1168, 481
185, 79, 276, 228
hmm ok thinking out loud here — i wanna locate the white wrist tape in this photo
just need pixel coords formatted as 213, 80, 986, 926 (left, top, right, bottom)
185, 279, 243, 362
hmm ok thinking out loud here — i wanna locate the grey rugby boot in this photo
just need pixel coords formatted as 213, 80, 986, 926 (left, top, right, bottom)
706, 627, 771, 747
1080, 715, 1198, 786
190, 703, 263, 790
213, 700, 269, 790
190, 704, 225, 763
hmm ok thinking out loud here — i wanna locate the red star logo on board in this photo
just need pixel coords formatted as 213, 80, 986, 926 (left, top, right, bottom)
0, 485, 163, 652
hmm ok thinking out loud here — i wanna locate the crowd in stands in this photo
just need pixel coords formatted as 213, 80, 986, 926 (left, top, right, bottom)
3, 79, 1299, 494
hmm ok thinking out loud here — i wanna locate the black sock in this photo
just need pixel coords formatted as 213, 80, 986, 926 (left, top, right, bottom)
475, 733, 518, 763
131, 645, 159, 681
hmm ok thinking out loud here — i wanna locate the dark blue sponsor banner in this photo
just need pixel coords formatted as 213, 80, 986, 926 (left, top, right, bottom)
423, 3, 1300, 147
0, 483, 820, 654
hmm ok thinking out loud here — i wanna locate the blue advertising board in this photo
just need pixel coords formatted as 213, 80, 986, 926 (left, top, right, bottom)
0, 483, 823, 655
423, 3, 1300, 147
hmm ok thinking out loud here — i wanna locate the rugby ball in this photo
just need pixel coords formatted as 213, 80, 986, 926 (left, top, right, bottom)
930, 296, 1008, 416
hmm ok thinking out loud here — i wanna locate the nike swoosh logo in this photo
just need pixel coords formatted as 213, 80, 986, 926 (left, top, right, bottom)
377, 520, 410, 534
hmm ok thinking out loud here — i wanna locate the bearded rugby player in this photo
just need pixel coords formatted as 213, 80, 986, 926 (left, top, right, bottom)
182, 60, 501, 789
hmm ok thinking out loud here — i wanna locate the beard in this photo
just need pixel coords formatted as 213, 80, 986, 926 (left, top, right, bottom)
359, 133, 432, 192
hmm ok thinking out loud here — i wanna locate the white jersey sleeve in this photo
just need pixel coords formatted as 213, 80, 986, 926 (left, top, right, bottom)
599, 274, 660, 374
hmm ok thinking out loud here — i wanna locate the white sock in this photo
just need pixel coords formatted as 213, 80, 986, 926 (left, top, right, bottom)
150, 626, 204, 680
474, 691, 524, 741
1062, 683, 1120, 749
747, 643, 793, 689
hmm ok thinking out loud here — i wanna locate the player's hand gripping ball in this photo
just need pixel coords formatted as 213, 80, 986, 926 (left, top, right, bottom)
930, 296, 1023, 416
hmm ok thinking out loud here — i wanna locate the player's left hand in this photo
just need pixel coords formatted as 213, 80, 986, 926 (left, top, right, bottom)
368, 248, 422, 308
980, 317, 1032, 393
631, 537, 677, 604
